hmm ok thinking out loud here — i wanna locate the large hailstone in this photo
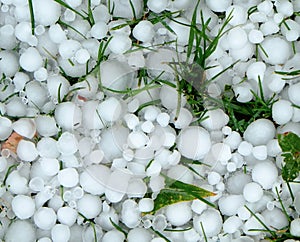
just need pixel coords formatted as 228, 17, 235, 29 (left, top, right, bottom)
5, 220, 36, 242
177, 126, 211, 160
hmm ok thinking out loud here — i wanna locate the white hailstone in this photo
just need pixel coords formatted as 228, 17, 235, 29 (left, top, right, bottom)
146, 160, 162, 177
57, 132, 78, 155
48, 24, 67, 44
193, 209, 223, 237
34, 207, 57, 230
227, 27, 248, 49
12, 195, 35, 219
87, 149, 104, 164
37, 137, 60, 158
147, 0, 168, 13
226, 5, 247, 26
74, 49, 90, 64
248, 29, 264, 44
81, 101, 105, 130
121, 199, 140, 228
47, 74, 70, 101
230, 42, 255, 62
0, 24, 17, 50
223, 216, 243, 234
224, 131, 242, 150
74, 76, 98, 98
211, 143, 232, 165
5, 220, 36, 242
233, 82, 253, 103
12, 118, 36, 139
57, 168, 79, 188
0, 117, 12, 140
58, 39, 81, 59
128, 131, 149, 149
17, 140, 38, 162
275, 0, 293, 16
35, 116, 58, 137
133, 20, 155, 43
97, 97, 122, 123
0, 50, 19, 77
288, 82, 300, 106
238, 141, 253, 156
124, 113, 140, 130
243, 119, 276, 146
6, 97, 27, 117
177, 126, 211, 160
252, 145, 268, 160
55, 102, 82, 131
290, 218, 300, 237
191, 199, 207, 215
100, 59, 134, 91
34, 67, 48, 82
165, 202, 192, 226
109, 34, 132, 54
226, 172, 252, 195
12, 72, 29, 91
243, 214, 266, 236
66, 0, 82, 8
168, 17, 190, 45
77, 194, 102, 219
19, 47, 43, 72
29, 177, 44, 192
262, 208, 289, 230
144, 106, 160, 121
259, 37, 291, 65
243, 182, 263, 203
171, 108, 193, 129
252, 161, 278, 189
108, 19, 131, 36
38, 238, 51, 242
266, 139, 281, 157
25, 81, 48, 107
105, 169, 131, 203
260, 20, 280, 36
14, 22, 32, 43
32, 0, 61, 26
91, 21, 108, 39
208, 171, 221, 185
237, 206, 251, 221
138, 198, 154, 212
200, 108, 229, 130
159, 85, 186, 110
39, 158, 60, 176
294, 192, 300, 215
127, 178, 147, 198
102, 230, 126, 242
167, 165, 194, 184
51, 224, 70, 242
206, 0, 232, 12
141, 121, 155, 133
127, 228, 152, 242
218, 195, 245, 216
0, 157, 7, 172
246, 61, 266, 82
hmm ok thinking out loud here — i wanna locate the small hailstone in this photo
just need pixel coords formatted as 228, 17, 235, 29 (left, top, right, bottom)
191, 199, 207, 214
102, 230, 126, 242
48, 24, 67, 44
227, 27, 248, 49
266, 139, 281, 157
227, 162, 237, 172
55, 102, 82, 131
51, 224, 70, 242
159, 84, 186, 109
168, 17, 190, 45
238, 141, 253, 156
165, 202, 192, 226
149, 175, 165, 193
97, 97, 122, 123
91, 21, 108, 39
208, 171, 221, 185
223, 216, 243, 234
200, 109, 229, 131
243, 119, 276, 146
248, 29, 264, 44
288, 82, 300, 106
146, 160, 162, 176
226, 5, 247, 26
32, 0, 61, 26
128, 131, 149, 149
243, 214, 266, 236
262, 207, 289, 229
34, 207, 57, 230
0, 117, 12, 140
59, 39, 81, 59
133, 20, 155, 43
17, 140, 38, 162
19, 47, 43, 72
260, 20, 280, 35
4, 220, 36, 242
171, 108, 193, 129
37, 137, 60, 158
77, 194, 102, 219
141, 121, 155, 133
138, 198, 154, 212
109, 34, 132, 54
29, 177, 44, 192
75, 49, 90, 64
34, 67, 48, 81
246, 61, 266, 82
224, 131, 242, 150
57, 132, 78, 155
12, 195, 35, 219
257, 0, 273, 15
252, 161, 278, 189
39, 158, 60, 176
206, 0, 232, 12
0, 51, 19, 77
57, 168, 79, 188
233, 82, 253, 103
252, 145, 267, 160
127, 178, 147, 198
124, 113, 140, 130
237, 206, 251, 220
286, 29, 299, 42
243, 182, 263, 203
275, 0, 293, 17
0, 157, 7, 172
121, 199, 140, 228
144, 106, 160, 121
12, 118, 36, 139
127, 228, 152, 242
211, 143, 232, 165
218, 195, 245, 216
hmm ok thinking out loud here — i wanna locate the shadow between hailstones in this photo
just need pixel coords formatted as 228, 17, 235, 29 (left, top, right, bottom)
83, 48, 221, 210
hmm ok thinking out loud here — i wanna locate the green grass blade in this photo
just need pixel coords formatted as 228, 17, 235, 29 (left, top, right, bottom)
28, 0, 35, 35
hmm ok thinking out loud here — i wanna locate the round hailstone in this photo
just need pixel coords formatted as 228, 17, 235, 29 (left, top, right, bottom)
211, 143, 232, 164
290, 218, 300, 237
12, 118, 36, 139
91, 21, 108, 39
218, 195, 245, 216
132, 20, 155, 43
0, 24, 17, 50
57, 168, 79, 188
57, 132, 78, 155
6, 170, 29, 194
226, 5, 247, 26
34, 207, 57, 230
259, 37, 291, 65
262, 208, 289, 230
200, 109, 229, 130
48, 24, 67, 44
19, 47, 43, 72
102, 230, 126, 242
127, 131, 149, 149
168, 17, 190, 45
243, 119, 276, 146
248, 29, 264, 44
12, 195, 35, 219
243, 214, 265, 236
138, 198, 154, 213
97, 97, 122, 123
39, 158, 60, 176
208, 171, 221, 185
147, 0, 168, 13
32, 0, 61, 26
206, 0, 232, 12
4, 220, 36, 242
37, 137, 60, 158
77, 194, 102, 219
0, 50, 19, 77
121, 199, 140, 228
193, 209, 223, 237
0, 117, 12, 140
25, 81, 48, 108
127, 228, 152, 242
233, 82, 253, 103
127, 178, 147, 198
75, 49, 90, 64
51, 224, 70, 242
288, 82, 300, 106
35, 116, 59, 137
227, 27, 248, 49
223, 216, 243, 234
246, 61, 266, 82
17, 140, 39, 162
252, 161, 278, 189
272, 99, 293, 125
252, 145, 267, 160
55, 102, 82, 131
109, 34, 132, 54
0, 157, 7, 172
47, 74, 70, 101
171, 108, 193, 129
58, 39, 81, 59
29, 177, 44, 192
165, 202, 192, 226
159, 84, 186, 110
243, 182, 263, 203
177, 126, 211, 160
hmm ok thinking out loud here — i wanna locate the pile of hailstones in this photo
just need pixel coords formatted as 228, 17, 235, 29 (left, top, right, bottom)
0, 0, 300, 241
